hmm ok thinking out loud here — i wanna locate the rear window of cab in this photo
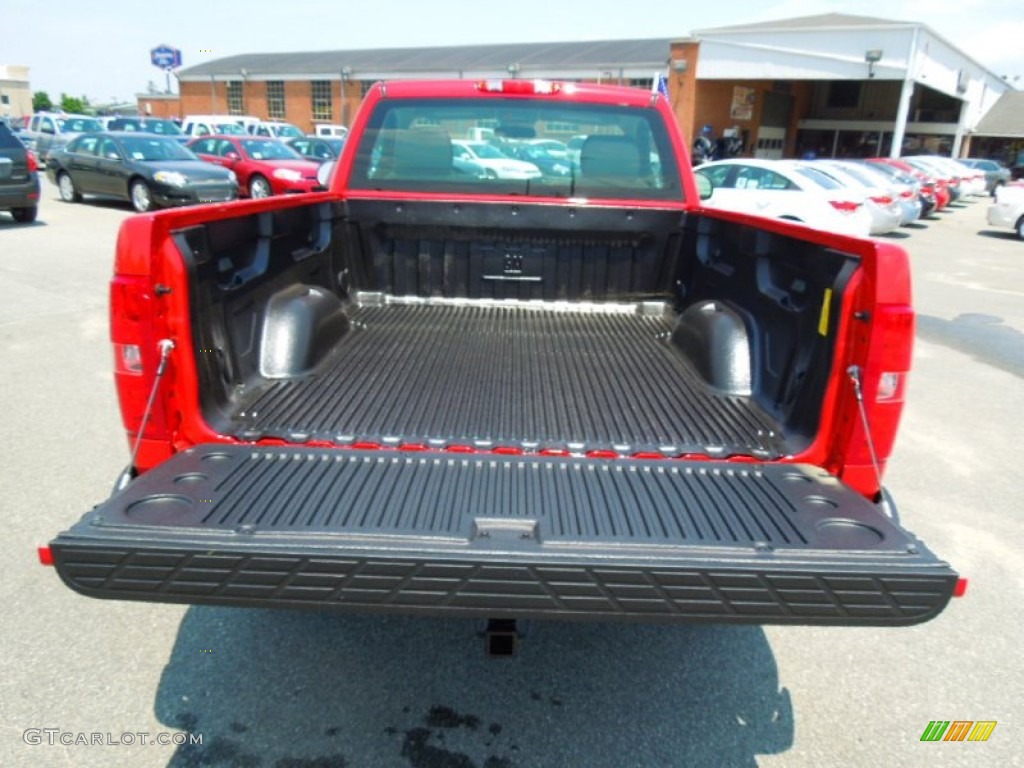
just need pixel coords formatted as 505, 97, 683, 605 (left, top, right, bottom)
348, 97, 684, 201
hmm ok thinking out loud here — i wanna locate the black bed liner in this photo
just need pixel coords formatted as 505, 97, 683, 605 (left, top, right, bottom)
51, 444, 957, 625
228, 302, 785, 458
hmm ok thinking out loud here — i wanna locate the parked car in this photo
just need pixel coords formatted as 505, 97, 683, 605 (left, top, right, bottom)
314, 124, 349, 138
813, 160, 907, 233
181, 115, 250, 138
986, 183, 1024, 239
869, 158, 951, 212
523, 138, 570, 161
694, 158, 872, 237
0, 120, 40, 223
186, 135, 322, 197
925, 156, 986, 196
249, 120, 305, 139
21, 112, 104, 162
858, 159, 936, 217
506, 142, 572, 177
958, 158, 1010, 196
452, 155, 489, 178
850, 161, 924, 225
105, 117, 188, 144
902, 157, 963, 202
46, 132, 238, 212
283, 136, 345, 164
451, 140, 541, 180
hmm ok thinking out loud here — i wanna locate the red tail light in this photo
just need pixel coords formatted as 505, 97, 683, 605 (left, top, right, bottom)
829, 200, 862, 213
953, 578, 968, 598
840, 302, 914, 496
899, 189, 913, 199
870, 195, 894, 205
37, 546, 54, 566
26, 150, 38, 173
110, 276, 171, 444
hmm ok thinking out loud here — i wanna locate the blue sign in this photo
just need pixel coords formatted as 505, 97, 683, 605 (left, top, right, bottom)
150, 45, 182, 70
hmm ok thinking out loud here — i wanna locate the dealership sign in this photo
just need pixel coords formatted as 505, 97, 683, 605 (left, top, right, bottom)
150, 45, 182, 70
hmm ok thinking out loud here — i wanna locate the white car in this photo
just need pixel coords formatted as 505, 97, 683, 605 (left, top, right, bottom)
695, 158, 872, 237
986, 183, 1024, 239
930, 156, 987, 196
915, 155, 986, 197
181, 115, 250, 138
249, 121, 304, 139
811, 160, 905, 235
452, 140, 541, 180
315, 124, 349, 138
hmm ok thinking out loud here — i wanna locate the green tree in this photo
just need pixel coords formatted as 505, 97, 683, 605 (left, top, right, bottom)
32, 91, 52, 112
59, 93, 87, 114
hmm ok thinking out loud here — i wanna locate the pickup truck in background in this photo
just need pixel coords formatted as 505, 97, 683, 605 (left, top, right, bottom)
21, 112, 104, 162
46, 80, 960, 637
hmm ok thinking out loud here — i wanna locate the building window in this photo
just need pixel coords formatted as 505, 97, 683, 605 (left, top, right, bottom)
826, 81, 861, 110
312, 80, 333, 121
360, 80, 375, 99
226, 81, 244, 115
266, 81, 285, 119
628, 78, 654, 90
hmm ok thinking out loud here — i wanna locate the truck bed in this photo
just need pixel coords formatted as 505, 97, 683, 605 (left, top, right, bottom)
229, 300, 785, 458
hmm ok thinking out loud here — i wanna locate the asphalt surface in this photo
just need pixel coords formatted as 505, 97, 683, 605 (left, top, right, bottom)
1, 181, 1021, 767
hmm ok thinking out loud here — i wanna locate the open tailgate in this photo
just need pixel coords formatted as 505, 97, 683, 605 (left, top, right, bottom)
51, 445, 957, 625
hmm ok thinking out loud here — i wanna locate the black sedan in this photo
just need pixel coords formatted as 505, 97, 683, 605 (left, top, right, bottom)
46, 132, 238, 212
283, 136, 345, 164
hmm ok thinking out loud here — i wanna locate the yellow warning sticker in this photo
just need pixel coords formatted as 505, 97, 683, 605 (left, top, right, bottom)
818, 288, 833, 336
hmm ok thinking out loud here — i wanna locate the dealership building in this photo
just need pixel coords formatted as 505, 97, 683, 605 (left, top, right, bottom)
158, 13, 1019, 160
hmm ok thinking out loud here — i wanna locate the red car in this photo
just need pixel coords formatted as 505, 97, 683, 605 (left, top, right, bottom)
186, 135, 322, 198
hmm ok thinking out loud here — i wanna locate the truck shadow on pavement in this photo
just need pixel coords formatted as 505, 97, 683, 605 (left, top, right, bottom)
155, 607, 793, 768
917, 312, 1024, 378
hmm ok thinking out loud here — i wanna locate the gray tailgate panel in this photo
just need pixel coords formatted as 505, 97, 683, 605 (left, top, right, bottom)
52, 444, 957, 625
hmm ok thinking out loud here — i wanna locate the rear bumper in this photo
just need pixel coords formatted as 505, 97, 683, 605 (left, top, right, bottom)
52, 538, 957, 626
51, 445, 958, 626
0, 175, 40, 210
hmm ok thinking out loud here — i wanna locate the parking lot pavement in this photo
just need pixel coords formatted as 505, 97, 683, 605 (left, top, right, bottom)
1, 183, 1020, 767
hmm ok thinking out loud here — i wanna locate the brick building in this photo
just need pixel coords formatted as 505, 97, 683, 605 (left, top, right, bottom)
157, 14, 1015, 159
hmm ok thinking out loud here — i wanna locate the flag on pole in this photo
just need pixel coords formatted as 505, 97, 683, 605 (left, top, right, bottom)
652, 71, 670, 101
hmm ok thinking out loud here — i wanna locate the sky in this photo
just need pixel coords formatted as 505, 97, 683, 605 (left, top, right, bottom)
4, 0, 1023, 104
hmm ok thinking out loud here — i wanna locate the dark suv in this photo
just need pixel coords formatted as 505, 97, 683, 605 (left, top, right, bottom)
0, 121, 40, 223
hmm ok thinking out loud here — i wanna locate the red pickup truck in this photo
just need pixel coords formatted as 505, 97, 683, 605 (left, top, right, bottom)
46, 79, 960, 633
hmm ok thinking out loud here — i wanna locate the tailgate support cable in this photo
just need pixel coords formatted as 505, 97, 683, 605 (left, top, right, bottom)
847, 365, 896, 521
118, 339, 175, 492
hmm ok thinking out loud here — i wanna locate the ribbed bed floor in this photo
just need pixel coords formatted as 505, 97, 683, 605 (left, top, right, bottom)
230, 303, 786, 457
